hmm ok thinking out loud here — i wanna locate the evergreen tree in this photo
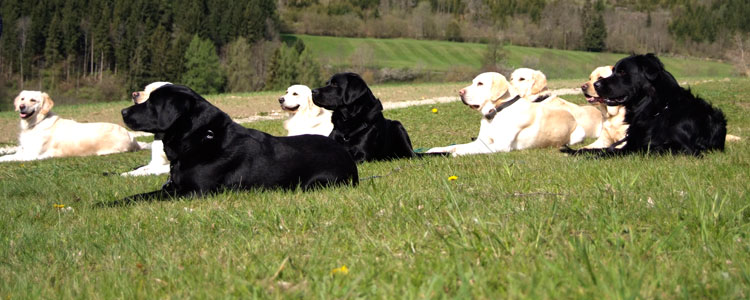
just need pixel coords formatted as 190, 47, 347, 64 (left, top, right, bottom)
264, 44, 299, 91
581, 0, 607, 52
148, 24, 172, 82
44, 13, 64, 66
223, 37, 256, 92
296, 48, 323, 87
182, 34, 225, 94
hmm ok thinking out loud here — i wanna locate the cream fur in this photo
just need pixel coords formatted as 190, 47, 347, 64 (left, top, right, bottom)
280, 85, 333, 136
426, 72, 584, 156
0, 91, 142, 162
511, 67, 604, 139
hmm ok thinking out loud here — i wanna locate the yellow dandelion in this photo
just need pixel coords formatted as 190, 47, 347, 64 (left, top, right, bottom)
331, 265, 349, 275
53, 204, 66, 209
448, 176, 458, 181
431, 108, 438, 113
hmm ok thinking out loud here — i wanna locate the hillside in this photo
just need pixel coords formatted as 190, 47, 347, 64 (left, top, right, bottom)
289, 34, 736, 79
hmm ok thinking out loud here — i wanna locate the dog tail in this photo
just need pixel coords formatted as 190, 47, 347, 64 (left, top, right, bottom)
726, 134, 741, 142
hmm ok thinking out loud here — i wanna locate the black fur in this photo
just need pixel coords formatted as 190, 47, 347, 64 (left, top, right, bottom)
562, 54, 727, 157
115, 85, 358, 203
311, 73, 417, 162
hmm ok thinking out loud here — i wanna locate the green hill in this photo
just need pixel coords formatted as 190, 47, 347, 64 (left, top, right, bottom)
287, 34, 735, 79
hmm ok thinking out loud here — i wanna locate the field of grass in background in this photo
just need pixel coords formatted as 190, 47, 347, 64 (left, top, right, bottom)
1, 79, 749, 298
291, 34, 736, 79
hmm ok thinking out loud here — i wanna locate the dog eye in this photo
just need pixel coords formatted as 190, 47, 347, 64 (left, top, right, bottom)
477, 82, 484, 86
293, 93, 298, 96
519, 78, 525, 81
30, 99, 37, 103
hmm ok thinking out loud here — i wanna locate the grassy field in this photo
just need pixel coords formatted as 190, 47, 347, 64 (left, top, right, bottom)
290, 34, 736, 79
1, 78, 749, 298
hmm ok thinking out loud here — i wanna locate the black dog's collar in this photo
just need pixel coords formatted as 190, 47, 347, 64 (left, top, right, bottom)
532, 94, 551, 103
484, 95, 521, 120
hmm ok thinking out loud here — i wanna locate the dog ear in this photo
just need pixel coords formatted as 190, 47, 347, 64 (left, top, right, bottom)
490, 73, 510, 101
343, 74, 369, 105
154, 88, 194, 131
40, 93, 54, 115
531, 71, 547, 94
643, 53, 665, 81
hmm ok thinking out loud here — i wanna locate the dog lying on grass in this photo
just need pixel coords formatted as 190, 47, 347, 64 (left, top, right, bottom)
121, 81, 173, 176
510, 67, 603, 140
116, 84, 358, 203
279, 84, 333, 136
580, 66, 629, 149
426, 72, 585, 156
1, 90, 145, 162
562, 54, 727, 157
312, 73, 417, 162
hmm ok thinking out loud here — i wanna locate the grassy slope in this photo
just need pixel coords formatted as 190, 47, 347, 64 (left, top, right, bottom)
291, 34, 735, 79
1, 79, 749, 298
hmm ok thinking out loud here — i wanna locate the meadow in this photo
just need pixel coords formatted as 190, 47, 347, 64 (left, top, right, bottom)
1, 76, 749, 298
289, 34, 736, 79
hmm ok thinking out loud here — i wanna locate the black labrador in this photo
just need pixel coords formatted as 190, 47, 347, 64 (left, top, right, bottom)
116, 84, 358, 203
311, 73, 417, 163
562, 54, 726, 157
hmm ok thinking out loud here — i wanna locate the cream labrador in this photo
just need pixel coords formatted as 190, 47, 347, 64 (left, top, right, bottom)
121, 82, 173, 176
0, 91, 144, 162
581, 66, 628, 148
426, 72, 585, 156
510, 68, 603, 139
279, 84, 333, 136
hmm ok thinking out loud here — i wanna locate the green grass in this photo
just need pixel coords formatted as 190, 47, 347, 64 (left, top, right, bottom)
290, 34, 736, 79
1, 79, 750, 298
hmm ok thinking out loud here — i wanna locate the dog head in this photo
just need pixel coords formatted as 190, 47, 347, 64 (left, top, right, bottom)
459, 72, 517, 116
121, 85, 200, 133
311, 73, 375, 111
510, 68, 547, 98
132, 82, 172, 104
581, 66, 613, 103
594, 54, 678, 106
279, 85, 314, 113
14, 90, 54, 121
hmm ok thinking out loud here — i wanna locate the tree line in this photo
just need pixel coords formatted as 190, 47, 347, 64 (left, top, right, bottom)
0, 0, 280, 106
1, 0, 750, 108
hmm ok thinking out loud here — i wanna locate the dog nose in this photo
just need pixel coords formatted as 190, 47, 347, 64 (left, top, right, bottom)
581, 83, 588, 90
278, 97, 285, 104
311, 89, 319, 96
19, 104, 26, 110
458, 89, 466, 96
121, 108, 129, 118
132, 92, 139, 100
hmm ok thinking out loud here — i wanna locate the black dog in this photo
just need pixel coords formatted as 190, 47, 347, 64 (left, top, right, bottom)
118, 84, 358, 202
563, 54, 726, 157
311, 73, 417, 162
